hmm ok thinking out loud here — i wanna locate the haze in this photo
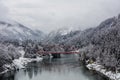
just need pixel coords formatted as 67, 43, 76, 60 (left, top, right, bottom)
0, 0, 120, 33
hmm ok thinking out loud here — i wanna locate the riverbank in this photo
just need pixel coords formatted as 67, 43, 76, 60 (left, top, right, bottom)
86, 62, 120, 80
0, 49, 43, 75
1, 54, 108, 80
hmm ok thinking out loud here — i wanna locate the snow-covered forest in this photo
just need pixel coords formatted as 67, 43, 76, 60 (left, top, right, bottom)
0, 14, 120, 80
43, 14, 120, 72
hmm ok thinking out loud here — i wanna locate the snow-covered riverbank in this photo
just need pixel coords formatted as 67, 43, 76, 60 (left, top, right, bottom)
86, 62, 120, 80
0, 49, 43, 75
13, 49, 43, 69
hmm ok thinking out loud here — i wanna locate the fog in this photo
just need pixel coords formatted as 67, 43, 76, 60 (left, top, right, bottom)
1, 0, 120, 33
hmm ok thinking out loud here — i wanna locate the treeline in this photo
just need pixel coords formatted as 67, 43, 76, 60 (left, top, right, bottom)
45, 14, 120, 72
1, 14, 120, 73
73, 15, 120, 72
0, 42, 21, 73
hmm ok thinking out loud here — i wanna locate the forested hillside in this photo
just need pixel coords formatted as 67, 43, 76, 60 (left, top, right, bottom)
45, 14, 120, 72
0, 14, 120, 77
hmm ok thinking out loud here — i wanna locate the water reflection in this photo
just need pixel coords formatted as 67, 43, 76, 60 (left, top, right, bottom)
0, 54, 108, 80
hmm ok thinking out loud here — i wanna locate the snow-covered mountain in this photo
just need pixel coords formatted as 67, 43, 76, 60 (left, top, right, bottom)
0, 20, 45, 41
43, 27, 81, 44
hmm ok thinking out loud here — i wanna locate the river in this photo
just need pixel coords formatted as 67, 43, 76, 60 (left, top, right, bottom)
1, 54, 108, 80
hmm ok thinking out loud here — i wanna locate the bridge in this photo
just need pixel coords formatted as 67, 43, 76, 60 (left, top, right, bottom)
37, 51, 80, 54
37, 51, 80, 58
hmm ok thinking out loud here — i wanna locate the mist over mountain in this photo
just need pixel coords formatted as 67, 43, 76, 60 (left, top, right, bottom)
46, 14, 120, 72
0, 0, 120, 79
0, 19, 45, 41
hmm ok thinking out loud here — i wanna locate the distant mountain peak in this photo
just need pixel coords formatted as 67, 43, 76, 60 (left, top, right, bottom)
0, 19, 45, 41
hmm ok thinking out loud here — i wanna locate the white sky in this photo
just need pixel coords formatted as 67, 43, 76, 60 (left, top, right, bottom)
1, 0, 120, 33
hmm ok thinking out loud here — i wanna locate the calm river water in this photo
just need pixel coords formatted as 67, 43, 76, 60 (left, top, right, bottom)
1, 54, 108, 80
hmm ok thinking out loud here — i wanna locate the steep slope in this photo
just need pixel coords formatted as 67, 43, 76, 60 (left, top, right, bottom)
44, 14, 120, 72
58, 15, 120, 49
43, 27, 81, 44
75, 14, 120, 72
0, 20, 45, 41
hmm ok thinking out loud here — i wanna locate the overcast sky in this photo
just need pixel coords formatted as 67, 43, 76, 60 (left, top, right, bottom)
0, 0, 120, 33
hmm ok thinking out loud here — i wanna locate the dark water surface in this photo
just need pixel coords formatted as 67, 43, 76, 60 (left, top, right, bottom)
1, 55, 108, 80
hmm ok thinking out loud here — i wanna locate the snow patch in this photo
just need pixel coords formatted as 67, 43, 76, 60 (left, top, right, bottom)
87, 62, 120, 80
0, 49, 43, 75
57, 27, 80, 35
13, 57, 43, 69
13, 50, 43, 69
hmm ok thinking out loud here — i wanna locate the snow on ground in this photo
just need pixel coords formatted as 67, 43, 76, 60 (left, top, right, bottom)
13, 57, 43, 69
13, 49, 43, 69
1, 49, 43, 74
87, 62, 120, 80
